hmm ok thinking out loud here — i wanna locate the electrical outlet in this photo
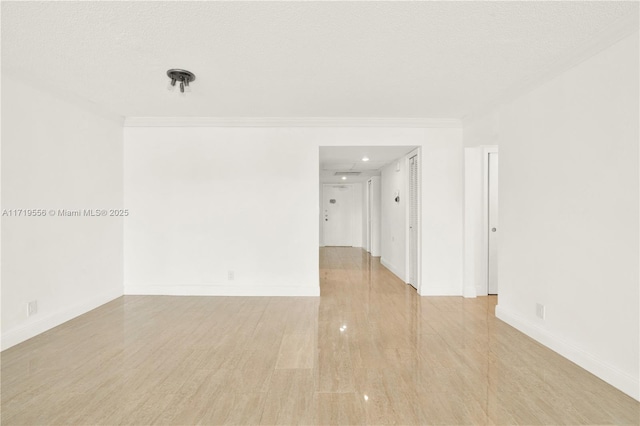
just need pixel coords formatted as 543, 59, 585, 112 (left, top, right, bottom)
536, 303, 545, 319
28, 300, 38, 317
228, 270, 235, 281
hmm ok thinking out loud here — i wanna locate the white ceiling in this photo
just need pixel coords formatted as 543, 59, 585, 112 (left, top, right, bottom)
320, 146, 416, 183
2, 1, 637, 119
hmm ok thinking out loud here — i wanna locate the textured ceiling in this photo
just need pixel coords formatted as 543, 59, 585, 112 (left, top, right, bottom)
2, 1, 638, 119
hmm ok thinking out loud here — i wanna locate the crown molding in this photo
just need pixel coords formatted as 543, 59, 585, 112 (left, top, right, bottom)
463, 12, 639, 124
124, 116, 462, 128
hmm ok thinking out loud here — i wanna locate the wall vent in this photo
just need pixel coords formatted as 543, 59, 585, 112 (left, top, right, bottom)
334, 171, 361, 176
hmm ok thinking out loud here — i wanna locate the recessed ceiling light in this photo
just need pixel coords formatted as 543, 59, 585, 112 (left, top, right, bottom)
341, 176, 347, 180
362, 157, 369, 162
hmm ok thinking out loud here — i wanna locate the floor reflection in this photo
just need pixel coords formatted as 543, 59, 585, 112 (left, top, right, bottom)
1, 247, 638, 425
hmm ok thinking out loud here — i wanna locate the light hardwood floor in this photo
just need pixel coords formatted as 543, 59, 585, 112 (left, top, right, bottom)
2, 247, 639, 425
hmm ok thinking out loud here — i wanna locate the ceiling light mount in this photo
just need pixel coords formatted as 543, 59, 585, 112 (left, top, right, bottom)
167, 69, 196, 93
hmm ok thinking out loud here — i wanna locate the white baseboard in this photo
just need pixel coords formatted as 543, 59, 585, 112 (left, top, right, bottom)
463, 285, 477, 298
380, 257, 405, 282
475, 287, 489, 297
496, 304, 640, 401
125, 284, 320, 297
1, 288, 122, 351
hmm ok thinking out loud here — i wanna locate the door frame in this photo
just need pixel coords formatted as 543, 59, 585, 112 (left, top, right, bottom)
364, 176, 381, 257
366, 179, 372, 253
404, 148, 422, 293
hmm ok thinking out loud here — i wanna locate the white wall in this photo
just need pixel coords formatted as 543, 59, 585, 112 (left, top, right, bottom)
124, 127, 320, 296
318, 183, 324, 247
465, 32, 639, 400
350, 183, 363, 248
124, 126, 463, 297
362, 182, 368, 250
463, 146, 482, 297
381, 159, 406, 280
421, 141, 464, 295
1, 76, 124, 350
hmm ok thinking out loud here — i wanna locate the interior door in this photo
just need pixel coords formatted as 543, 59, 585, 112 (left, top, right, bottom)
488, 152, 499, 294
323, 185, 352, 247
408, 155, 418, 289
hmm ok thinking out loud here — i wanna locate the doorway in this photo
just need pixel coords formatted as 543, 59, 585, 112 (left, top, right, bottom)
319, 146, 421, 290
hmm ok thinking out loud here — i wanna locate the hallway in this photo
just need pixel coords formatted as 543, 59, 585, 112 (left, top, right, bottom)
1, 247, 638, 425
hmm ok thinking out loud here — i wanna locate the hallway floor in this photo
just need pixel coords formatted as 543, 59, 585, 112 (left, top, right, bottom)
2, 247, 638, 425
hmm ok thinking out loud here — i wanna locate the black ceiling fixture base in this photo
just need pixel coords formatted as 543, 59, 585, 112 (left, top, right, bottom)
167, 69, 196, 93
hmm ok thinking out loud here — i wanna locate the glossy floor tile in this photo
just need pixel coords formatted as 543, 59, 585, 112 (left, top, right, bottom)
2, 247, 639, 425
